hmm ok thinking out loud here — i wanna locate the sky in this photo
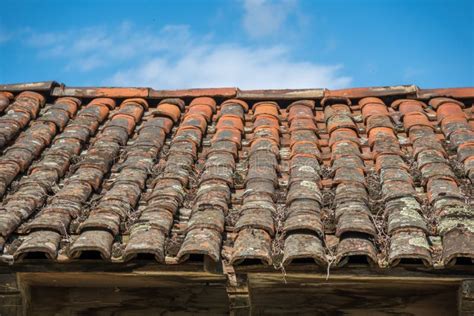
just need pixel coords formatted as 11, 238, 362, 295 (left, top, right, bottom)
0, 0, 473, 89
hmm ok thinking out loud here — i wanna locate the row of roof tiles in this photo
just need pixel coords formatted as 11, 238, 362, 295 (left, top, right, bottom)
0, 88, 472, 269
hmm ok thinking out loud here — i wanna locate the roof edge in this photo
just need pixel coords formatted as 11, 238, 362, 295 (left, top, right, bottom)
0, 81, 59, 92
149, 87, 237, 98
325, 85, 418, 98
1, 82, 473, 99
416, 87, 474, 99
52, 86, 150, 98
237, 88, 324, 100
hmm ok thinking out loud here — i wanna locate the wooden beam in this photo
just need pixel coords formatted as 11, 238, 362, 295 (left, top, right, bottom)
248, 276, 459, 315
223, 263, 251, 316
0, 260, 212, 274
6, 270, 469, 314
233, 264, 474, 280
459, 280, 474, 315
0, 273, 26, 316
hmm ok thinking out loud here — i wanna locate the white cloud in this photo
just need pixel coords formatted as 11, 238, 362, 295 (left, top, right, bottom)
242, 0, 297, 38
22, 19, 351, 89
109, 44, 351, 89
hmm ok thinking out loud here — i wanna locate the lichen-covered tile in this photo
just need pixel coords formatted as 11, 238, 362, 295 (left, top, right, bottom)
231, 228, 272, 265
284, 212, 324, 238
335, 236, 378, 266
337, 212, 376, 237
442, 229, 474, 265
68, 230, 114, 260
123, 226, 166, 262
14, 230, 62, 261
283, 233, 326, 266
388, 230, 432, 266
177, 228, 222, 262
386, 197, 427, 234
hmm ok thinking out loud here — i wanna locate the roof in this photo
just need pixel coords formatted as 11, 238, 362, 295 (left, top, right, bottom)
0, 82, 472, 270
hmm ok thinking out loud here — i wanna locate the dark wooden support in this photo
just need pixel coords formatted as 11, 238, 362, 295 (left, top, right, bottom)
0, 263, 470, 315
0, 273, 28, 316
224, 263, 251, 316
459, 280, 474, 315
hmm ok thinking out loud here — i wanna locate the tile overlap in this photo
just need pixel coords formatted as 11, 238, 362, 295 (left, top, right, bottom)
0, 86, 471, 268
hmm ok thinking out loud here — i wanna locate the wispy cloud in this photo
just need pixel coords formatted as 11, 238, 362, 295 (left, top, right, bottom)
242, 0, 297, 38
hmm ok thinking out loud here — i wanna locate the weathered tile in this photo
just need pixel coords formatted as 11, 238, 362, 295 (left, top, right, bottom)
231, 228, 272, 265
68, 230, 114, 260
283, 233, 326, 266
0, 85, 471, 273
14, 230, 61, 261
177, 228, 222, 262
388, 230, 432, 266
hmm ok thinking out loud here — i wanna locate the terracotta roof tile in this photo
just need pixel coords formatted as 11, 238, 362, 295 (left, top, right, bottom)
0, 92, 14, 113
0, 83, 472, 270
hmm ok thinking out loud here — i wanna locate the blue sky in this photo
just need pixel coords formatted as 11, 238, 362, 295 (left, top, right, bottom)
0, 0, 473, 89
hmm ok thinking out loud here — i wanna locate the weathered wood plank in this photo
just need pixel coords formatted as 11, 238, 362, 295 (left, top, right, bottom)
0, 294, 22, 316
0, 260, 213, 274
2, 270, 467, 315
247, 272, 466, 285
28, 286, 229, 316
0, 274, 23, 316
459, 280, 474, 315
2, 260, 472, 279
249, 279, 458, 315
19, 272, 226, 288
233, 264, 474, 280
0, 273, 19, 293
